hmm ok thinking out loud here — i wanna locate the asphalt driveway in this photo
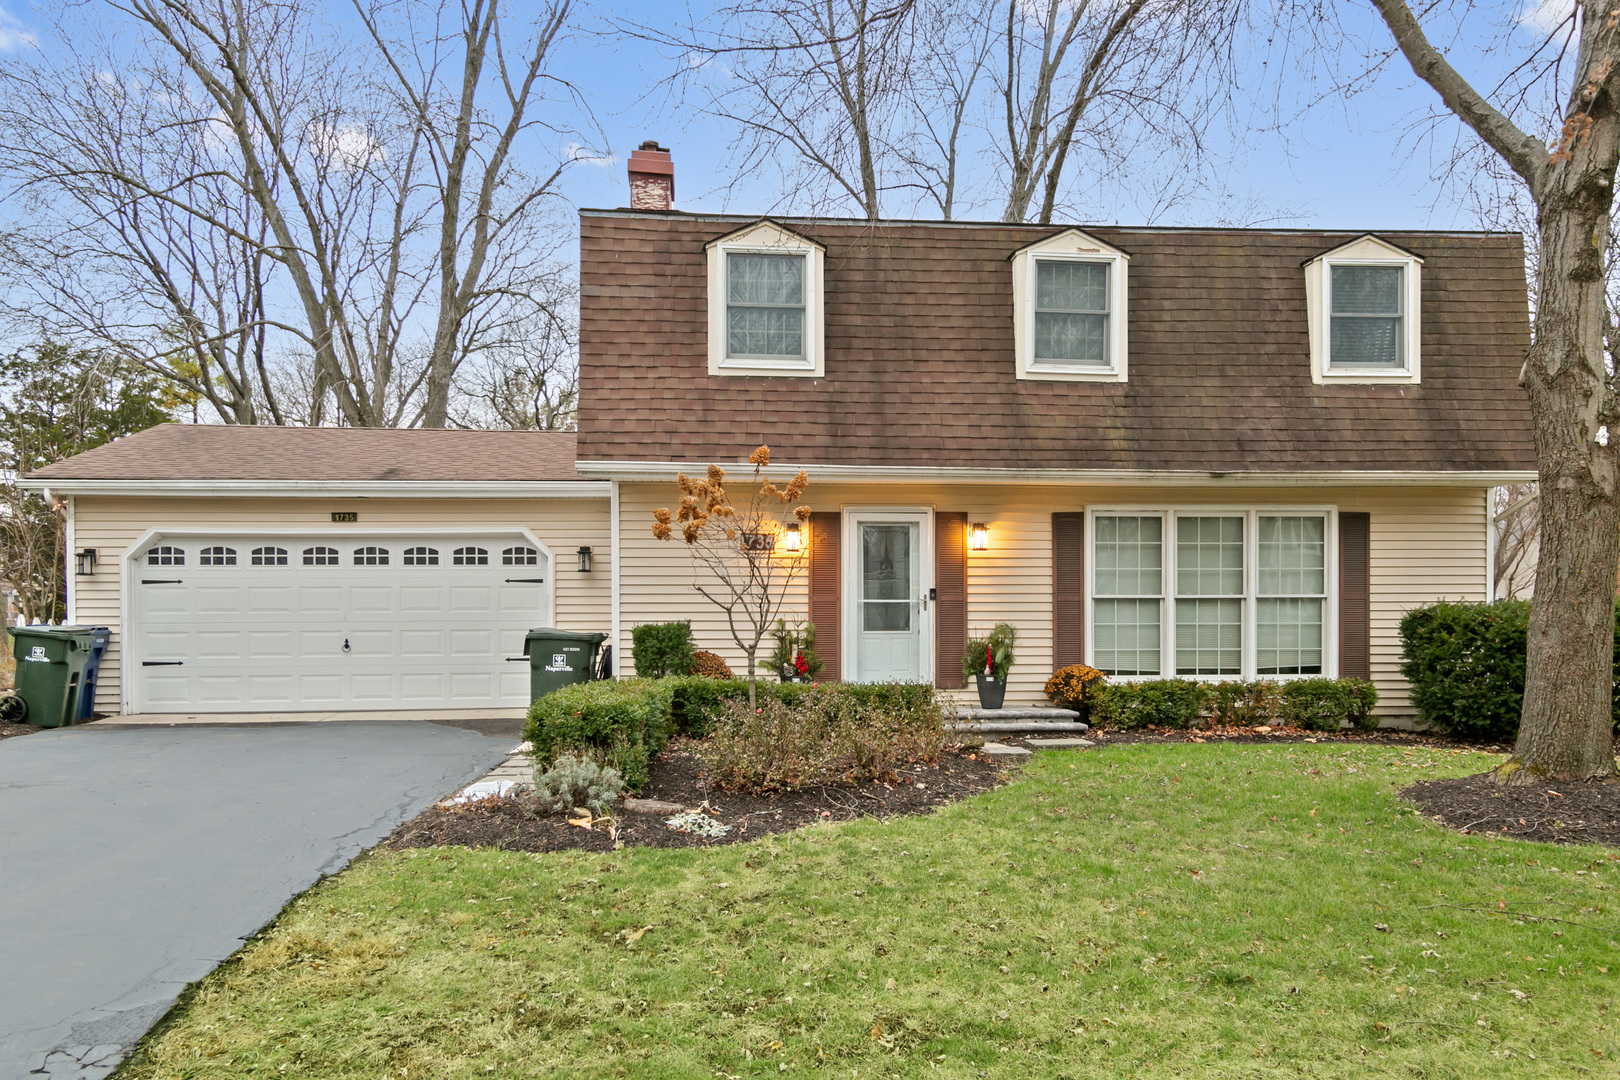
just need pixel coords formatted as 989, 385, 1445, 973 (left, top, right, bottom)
0, 721, 511, 1079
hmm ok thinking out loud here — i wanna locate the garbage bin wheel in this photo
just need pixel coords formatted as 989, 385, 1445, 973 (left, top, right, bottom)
0, 693, 27, 723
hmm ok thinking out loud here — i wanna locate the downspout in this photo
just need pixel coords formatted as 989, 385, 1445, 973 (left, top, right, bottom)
62, 493, 75, 624
1484, 486, 1497, 601
610, 479, 621, 679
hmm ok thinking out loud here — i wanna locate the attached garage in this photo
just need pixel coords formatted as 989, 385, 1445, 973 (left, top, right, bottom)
128, 531, 552, 713
26, 426, 612, 716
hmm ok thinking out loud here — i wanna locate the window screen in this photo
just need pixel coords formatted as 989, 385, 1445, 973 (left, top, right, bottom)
1175, 517, 1243, 676
1257, 516, 1326, 674
1034, 260, 1108, 364
1092, 516, 1161, 675
1330, 265, 1403, 367
727, 253, 805, 359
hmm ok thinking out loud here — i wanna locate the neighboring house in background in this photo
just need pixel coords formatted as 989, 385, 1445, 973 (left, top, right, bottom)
24, 146, 1536, 723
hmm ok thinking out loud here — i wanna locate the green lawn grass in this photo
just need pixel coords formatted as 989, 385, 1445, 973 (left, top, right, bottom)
118, 743, 1620, 1079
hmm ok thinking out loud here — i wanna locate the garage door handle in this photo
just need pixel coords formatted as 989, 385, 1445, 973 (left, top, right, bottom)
141, 579, 183, 585
504, 577, 545, 583
505, 656, 529, 662
141, 661, 184, 667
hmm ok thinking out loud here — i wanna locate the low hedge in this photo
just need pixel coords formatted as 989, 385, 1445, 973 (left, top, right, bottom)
1399, 598, 1620, 741
523, 679, 675, 790
1280, 678, 1378, 732
1090, 679, 1210, 729
1089, 676, 1379, 731
665, 676, 931, 737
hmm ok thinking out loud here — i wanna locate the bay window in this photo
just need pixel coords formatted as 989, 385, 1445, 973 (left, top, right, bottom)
1088, 508, 1334, 680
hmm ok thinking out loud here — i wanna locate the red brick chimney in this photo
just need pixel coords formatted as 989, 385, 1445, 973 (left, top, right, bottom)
627, 140, 674, 211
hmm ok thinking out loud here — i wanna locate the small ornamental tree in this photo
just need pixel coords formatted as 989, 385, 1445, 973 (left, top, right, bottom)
652, 446, 811, 707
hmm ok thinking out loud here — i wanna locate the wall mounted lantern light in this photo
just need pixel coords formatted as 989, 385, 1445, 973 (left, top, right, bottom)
75, 548, 97, 576
783, 523, 803, 552
969, 523, 989, 551
576, 546, 593, 573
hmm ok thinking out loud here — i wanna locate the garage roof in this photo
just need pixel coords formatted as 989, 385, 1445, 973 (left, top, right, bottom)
26, 424, 587, 482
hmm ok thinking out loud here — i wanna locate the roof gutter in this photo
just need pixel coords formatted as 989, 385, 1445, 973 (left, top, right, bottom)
574, 460, 1537, 488
16, 479, 612, 499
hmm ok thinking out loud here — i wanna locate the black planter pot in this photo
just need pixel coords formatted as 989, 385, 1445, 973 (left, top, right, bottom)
975, 674, 1007, 709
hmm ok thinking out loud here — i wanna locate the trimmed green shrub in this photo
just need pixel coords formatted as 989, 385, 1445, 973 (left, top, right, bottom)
1399, 598, 1620, 741
664, 676, 918, 738
699, 682, 946, 792
1399, 600, 1531, 740
1279, 678, 1379, 731
1089, 679, 1210, 730
1207, 680, 1282, 727
631, 621, 694, 678
523, 679, 674, 790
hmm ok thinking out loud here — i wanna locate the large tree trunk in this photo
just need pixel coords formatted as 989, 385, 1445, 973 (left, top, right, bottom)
1502, 173, 1620, 784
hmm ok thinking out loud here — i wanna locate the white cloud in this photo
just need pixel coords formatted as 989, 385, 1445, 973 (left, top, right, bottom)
1517, 0, 1576, 36
308, 121, 385, 169
567, 142, 616, 168
0, 6, 38, 50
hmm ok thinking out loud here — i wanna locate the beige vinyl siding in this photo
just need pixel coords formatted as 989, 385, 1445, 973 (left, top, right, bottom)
618, 482, 1488, 721
70, 495, 611, 713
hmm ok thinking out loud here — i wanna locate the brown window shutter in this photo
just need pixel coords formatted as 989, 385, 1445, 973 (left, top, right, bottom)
1053, 513, 1086, 669
1338, 512, 1370, 680
934, 513, 968, 689
809, 512, 840, 682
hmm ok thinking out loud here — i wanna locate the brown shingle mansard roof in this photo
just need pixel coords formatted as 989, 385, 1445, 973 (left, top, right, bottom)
26, 424, 585, 482
576, 210, 1537, 473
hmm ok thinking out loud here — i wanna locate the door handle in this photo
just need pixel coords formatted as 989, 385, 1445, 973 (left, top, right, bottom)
141, 661, 184, 667
504, 578, 546, 583
141, 579, 183, 585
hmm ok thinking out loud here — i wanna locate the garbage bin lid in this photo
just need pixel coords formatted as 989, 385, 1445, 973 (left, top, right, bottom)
523, 628, 609, 643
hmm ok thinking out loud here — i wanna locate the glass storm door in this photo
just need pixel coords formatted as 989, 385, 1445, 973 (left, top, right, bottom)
850, 514, 929, 683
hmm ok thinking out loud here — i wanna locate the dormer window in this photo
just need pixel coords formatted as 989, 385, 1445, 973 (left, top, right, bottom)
728, 253, 804, 360
1306, 235, 1422, 384
1012, 229, 1129, 383
707, 220, 824, 377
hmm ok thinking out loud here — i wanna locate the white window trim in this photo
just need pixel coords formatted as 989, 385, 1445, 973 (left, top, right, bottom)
706, 221, 825, 378
1083, 505, 1339, 682
1305, 237, 1422, 385
1013, 229, 1129, 383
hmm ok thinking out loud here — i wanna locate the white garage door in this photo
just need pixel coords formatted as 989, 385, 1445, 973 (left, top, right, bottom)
128, 534, 550, 713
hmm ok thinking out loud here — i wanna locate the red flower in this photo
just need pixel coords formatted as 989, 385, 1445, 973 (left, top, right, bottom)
794, 649, 809, 676
985, 642, 994, 675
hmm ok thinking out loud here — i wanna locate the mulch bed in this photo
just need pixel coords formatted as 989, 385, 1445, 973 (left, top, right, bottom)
0, 723, 39, 741
1403, 772, 1620, 848
385, 743, 1006, 854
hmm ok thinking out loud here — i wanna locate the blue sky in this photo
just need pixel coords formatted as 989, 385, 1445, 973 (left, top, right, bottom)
0, 0, 1561, 232
546, 1, 1559, 232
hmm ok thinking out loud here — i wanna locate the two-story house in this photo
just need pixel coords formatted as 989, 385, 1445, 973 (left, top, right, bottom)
26, 145, 1535, 721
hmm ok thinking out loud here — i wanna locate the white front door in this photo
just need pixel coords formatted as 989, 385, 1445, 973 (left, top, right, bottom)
127, 532, 550, 713
845, 510, 932, 683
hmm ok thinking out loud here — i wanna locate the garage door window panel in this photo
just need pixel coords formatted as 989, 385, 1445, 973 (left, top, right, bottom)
252, 546, 288, 566
403, 546, 439, 566
503, 546, 539, 565
453, 546, 489, 566
199, 546, 237, 566
147, 545, 185, 566
303, 546, 339, 566
354, 546, 390, 566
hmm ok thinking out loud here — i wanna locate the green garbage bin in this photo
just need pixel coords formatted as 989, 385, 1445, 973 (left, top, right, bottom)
8, 626, 106, 728
524, 628, 608, 701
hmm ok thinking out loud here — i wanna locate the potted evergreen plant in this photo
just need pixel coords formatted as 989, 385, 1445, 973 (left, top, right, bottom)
963, 623, 1017, 709
769, 619, 823, 683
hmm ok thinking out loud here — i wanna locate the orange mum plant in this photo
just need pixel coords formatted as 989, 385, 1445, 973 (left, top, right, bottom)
652, 445, 811, 706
